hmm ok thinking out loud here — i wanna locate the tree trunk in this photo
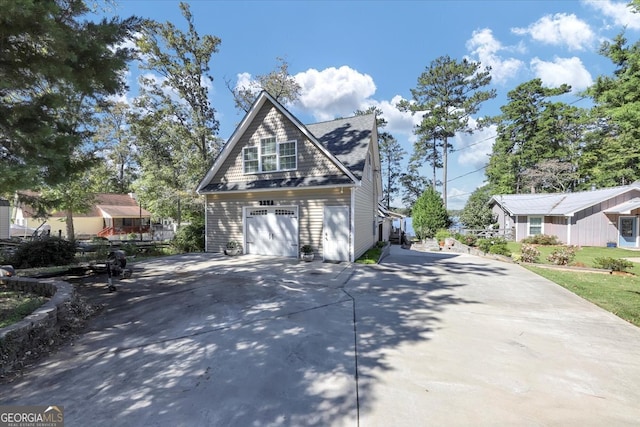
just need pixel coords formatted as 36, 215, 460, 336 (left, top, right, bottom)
432, 136, 437, 189
443, 137, 448, 210
66, 209, 75, 241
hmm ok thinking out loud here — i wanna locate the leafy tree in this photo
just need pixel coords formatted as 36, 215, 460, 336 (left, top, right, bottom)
229, 57, 302, 113
133, 2, 222, 224
92, 101, 138, 193
398, 55, 495, 209
39, 168, 97, 240
459, 185, 495, 230
34, 85, 117, 239
411, 187, 451, 239
583, 30, 640, 187
521, 158, 579, 193
0, 0, 140, 193
136, 2, 221, 163
485, 79, 584, 194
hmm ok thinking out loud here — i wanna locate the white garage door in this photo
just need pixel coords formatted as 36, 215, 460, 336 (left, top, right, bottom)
245, 207, 299, 257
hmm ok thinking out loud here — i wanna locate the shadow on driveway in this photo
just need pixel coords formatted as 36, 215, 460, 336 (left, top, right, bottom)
0, 249, 485, 425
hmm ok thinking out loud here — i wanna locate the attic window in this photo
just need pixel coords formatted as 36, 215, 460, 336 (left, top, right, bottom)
243, 138, 297, 174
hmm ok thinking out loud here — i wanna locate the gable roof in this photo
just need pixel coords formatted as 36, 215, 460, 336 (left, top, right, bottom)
95, 194, 151, 218
197, 91, 375, 194
15, 192, 151, 218
490, 183, 640, 216
306, 114, 374, 181
603, 197, 640, 215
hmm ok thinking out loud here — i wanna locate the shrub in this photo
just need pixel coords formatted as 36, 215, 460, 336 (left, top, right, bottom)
120, 242, 139, 256
521, 234, 560, 245
454, 233, 477, 247
547, 245, 576, 265
477, 237, 511, 256
0, 247, 12, 264
435, 229, 451, 243
171, 223, 205, 253
593, 257, 634, 272
520, 244, 540, 263
10, 238, 77, 268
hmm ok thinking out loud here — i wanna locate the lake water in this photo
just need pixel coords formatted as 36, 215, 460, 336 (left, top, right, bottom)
393, 217, 414, 237
396, 217, 460, 238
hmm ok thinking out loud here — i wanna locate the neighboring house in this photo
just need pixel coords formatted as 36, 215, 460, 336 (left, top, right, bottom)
380, 203, 406, 243
0, 199, 9, 239
489, 182, 640, 248
13, 193, 152, 240
197, 91, 385, 261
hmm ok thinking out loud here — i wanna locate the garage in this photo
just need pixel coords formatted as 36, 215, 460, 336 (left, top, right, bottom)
244, 206, 299, 257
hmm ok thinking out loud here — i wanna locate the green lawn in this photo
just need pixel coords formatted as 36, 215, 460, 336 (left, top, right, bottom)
526, 266, 640, 327
355, 246, 383, 264
506, 242, 640, 326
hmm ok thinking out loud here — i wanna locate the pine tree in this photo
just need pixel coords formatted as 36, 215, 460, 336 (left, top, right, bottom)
583, 31, 640, 187
0, 0, 140, 193
398, 55, 495, 208
485, 79, 582, 194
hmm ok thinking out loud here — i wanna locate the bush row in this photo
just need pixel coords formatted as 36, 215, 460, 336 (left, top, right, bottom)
4, 237, 175, 269
518, 245, 634, 272
450, 232, 511, 256
452, 233, 635, 273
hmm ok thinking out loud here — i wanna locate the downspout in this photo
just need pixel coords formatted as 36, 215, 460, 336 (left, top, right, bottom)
566, 215, 572, 245
350, 187, 356, 262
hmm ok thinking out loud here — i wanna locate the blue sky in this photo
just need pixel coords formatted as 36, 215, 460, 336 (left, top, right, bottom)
107, 0, 640, 210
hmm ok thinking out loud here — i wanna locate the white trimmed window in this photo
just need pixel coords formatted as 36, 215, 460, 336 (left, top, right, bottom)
243, 138, 297, 174
528, 216, 543, 235
243, 146, 259, 173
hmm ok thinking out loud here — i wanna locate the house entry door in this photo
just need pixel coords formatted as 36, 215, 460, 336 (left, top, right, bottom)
323, 206, 350, 262
619, 216, 638, 248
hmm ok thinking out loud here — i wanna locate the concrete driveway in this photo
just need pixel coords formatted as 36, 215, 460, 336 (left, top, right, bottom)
1, 246, 640, 426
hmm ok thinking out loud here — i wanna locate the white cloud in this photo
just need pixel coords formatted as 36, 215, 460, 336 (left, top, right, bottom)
466, 28, 524, 84
233, 72, 260, 96
367, 95, 420, 141
512, 13, 596, 50
455, 123, 496, 169
107, 92, 133, 105
235, 72, 253, 89
583, 0, 640, 31
530, 56, 593, 90
293, 66, 376, 121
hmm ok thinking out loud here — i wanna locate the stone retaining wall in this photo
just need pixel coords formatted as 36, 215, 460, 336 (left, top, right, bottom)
413, 238, 515, 263
0, 276, 75, 374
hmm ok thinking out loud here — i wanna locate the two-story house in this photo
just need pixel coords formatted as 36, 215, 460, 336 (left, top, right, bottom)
197, 91, 384, 261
